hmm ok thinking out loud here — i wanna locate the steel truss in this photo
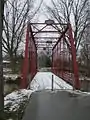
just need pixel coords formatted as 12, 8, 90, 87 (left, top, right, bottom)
21, 21, 80, 89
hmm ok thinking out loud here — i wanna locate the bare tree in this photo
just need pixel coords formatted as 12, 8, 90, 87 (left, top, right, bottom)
46, 0, 89, 52
79, 2, 90, 76
3, 0, 43, 71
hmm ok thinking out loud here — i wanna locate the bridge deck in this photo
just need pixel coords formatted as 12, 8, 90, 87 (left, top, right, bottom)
22, 90, 90, 120
30, 72, 73, 90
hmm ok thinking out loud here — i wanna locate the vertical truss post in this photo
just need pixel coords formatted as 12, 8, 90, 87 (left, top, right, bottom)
57, 44, 58, 75
68, 24, 80, 89
21, 25, 29, 88
53, 51, 54, 73
35, 49, 37, 74
52, 51, 53, 73
21, 23, 37, 88
28, 25, 37, 83
53, 50, 55, 74
51, 74, 54, 91
62, 38, 64, 78
59, 40, 61, 76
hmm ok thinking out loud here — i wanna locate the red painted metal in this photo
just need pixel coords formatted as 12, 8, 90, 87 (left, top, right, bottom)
20, 21, 80, 89
20, 25, 29, 88
21, 23, 37, 88
52, 23, 80, 89
68, 24, 80, 89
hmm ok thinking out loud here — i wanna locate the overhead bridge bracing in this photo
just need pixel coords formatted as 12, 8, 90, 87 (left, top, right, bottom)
21, 20, 80, 89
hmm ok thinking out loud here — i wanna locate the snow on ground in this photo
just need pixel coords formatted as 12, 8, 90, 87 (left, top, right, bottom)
3, 68, 12, 73
30, 72, 90, 96
30, 72, 73, 91
4, 72, 72, 112
4, 89, 33, 111
4, 74, 19, 80
5, 72, 90, 112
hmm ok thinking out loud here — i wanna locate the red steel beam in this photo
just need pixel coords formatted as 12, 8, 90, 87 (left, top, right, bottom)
68, 24, 80, 89
52, 26, 68, 50
34, 37, 60, 39
21, 24, 29, 88
21, 23, 37, 88
33, 31, 61, 33
36, 46, 53, 48
35, 41, 57, 43
52, 23, 80, 89
30, 22, 67, 25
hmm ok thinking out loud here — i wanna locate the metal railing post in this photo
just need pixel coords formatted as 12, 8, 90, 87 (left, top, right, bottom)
52, 75, 54, 91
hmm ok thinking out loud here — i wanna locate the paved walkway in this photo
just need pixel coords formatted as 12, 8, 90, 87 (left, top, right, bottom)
22, 90, 90, 120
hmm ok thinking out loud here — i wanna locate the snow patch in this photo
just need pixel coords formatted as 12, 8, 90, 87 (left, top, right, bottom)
4, 72, 90, 112
4, 74, 19, 80
30, 72, 73, 91
4, 89, 33, 111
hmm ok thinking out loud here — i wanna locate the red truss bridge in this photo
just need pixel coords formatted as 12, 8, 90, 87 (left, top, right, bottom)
21, 20, 80, 89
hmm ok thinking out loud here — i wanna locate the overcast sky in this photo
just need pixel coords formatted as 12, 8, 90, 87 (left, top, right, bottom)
31, 0, 53, 23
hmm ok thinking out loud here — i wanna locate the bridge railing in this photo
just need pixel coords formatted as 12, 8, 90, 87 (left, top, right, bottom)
21, 23, 37, 88
52, 24, 80, 89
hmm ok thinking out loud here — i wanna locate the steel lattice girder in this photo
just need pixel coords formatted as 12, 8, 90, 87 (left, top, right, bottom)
21, 21, 80, 89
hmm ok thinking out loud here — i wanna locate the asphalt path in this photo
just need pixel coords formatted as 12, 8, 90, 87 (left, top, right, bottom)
22, 90, 90, 120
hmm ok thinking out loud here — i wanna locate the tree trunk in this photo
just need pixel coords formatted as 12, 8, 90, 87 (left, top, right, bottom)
0, 0, 4, 111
